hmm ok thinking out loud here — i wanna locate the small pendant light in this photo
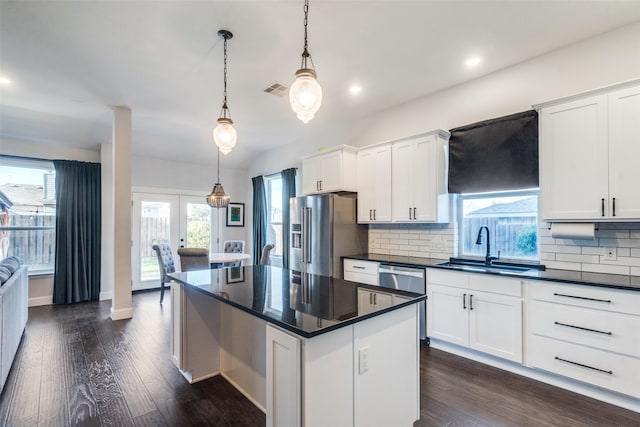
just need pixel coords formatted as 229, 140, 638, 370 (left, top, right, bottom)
206, 147, 230, 208
289, 0, 322, 123
213, 29, 237, 155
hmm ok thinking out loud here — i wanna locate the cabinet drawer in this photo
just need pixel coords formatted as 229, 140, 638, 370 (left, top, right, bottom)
469, 275, 522, 298
528, 281, 640, 315
344, 259, 378, 276
344, 271, 378, 286
426, 269, 469, 289
530, 300, 640, 358
529, 335, 640, 398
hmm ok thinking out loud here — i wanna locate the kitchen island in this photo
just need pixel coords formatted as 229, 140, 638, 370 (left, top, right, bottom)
168, 265, 424, 427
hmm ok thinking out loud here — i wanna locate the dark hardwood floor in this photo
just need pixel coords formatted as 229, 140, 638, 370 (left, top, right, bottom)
1, 291, 639, 426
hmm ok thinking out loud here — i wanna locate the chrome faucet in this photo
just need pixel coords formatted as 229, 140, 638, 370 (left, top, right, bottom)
475, 225, 499, 265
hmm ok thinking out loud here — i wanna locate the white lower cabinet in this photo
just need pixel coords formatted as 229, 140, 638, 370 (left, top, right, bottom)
344, 259, 379, 286
526, 280, 640, 399
427, 269, 523, 363
357, 288, 393, 315
266, 305, 420, 427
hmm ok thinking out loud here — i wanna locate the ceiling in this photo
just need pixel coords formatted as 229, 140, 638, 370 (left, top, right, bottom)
2, 1, 640, 168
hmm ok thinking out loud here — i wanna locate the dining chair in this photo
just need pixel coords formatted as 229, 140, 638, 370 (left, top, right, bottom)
151, 243, 175, 304
260, 243, 275, 265
177, 247, 209, 272
223, 240, 245, 267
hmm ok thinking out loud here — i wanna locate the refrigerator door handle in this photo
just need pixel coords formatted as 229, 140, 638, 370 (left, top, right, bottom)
304, 207, 313, 263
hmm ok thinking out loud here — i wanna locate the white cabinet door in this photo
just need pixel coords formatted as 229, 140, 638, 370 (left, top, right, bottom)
539, 94, 609, 220
319, 151, 341, 192
608, 84, 640, 219
427, 284, 468, 347
357, 289, 393, 315
468, 292, 523, 363
356, 149, 375, 223
391, 140, 414, 222
266, 325, 301, 427
302, 156, 322, 195
413, 136, 437, 221
357, 145, 392, 223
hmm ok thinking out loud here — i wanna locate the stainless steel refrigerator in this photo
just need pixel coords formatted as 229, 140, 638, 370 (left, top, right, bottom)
290, 194, 368, 278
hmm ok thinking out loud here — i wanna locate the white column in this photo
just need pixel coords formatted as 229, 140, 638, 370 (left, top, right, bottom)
111, 106, 133, 320
100, 143, 114, 301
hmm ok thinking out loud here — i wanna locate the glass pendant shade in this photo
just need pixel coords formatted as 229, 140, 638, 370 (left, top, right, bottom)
289, 68, 322, 123
206, 182, 230, 208
213, 117, 237, 155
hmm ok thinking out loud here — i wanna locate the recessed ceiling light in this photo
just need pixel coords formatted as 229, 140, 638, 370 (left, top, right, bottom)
0, 76, 12, 85
465, 57, 482, 67
349, 85, 362, 94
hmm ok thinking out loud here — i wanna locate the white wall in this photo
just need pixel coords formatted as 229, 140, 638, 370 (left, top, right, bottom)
245, 21, 640, 272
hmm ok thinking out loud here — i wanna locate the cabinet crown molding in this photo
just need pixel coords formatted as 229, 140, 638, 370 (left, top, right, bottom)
533, 77, 640, 111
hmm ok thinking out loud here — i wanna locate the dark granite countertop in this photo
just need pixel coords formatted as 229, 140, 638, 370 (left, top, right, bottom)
168, 265, 425, 339
343, 253, 640, 292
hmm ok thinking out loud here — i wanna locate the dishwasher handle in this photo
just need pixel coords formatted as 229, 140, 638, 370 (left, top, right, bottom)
378, 265, 425, 279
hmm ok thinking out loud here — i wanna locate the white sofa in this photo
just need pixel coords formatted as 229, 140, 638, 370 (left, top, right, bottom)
0, 264, 28, 392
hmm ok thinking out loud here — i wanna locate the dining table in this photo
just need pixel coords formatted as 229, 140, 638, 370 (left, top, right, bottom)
209, 252, 251, 268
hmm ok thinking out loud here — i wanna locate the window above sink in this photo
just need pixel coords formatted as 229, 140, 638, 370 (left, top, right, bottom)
458, 189, 539, 262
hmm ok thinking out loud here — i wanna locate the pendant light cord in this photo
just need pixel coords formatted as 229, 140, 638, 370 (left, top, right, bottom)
219, 32, 231, 119
217, 147, 221, 182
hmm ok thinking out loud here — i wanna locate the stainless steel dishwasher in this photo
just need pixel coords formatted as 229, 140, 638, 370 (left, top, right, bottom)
378, 264, 426, 340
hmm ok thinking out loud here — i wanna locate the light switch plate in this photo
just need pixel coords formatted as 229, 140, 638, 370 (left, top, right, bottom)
358, 346, 369, 374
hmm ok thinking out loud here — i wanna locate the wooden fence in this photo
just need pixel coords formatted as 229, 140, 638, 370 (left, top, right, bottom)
3, 214, 56, 265
461, 216, 537, 258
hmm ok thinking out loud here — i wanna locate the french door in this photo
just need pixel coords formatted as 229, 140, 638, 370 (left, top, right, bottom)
132, 193, 215, 290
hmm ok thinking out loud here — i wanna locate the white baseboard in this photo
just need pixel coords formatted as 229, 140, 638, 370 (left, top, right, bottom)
28, 296, 53, 307
430, 339, 640, 413
99, 291, 113, 301
220, 372, 267, 414
110, 306, 133, 320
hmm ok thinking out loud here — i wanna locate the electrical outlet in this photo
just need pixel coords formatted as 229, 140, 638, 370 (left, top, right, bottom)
358, 346, 369, 374
604, 248, 617, 261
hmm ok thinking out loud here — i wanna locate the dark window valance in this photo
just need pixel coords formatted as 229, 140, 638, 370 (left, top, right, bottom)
448, 110, 538, 194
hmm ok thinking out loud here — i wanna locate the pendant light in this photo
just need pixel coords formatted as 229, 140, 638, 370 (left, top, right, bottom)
206, 147, 230, 208
213, 29, 237, 155
289, 0, 322, 123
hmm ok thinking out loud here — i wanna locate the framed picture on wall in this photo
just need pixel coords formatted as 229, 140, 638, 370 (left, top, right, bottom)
226, 266, 244, 284
226, 202, 245, 227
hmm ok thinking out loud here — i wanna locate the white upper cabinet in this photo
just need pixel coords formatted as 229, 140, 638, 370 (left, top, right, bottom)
608, 84, 640, 219
537, 79, 640, 221
356, 144, 392, 223
391, 131, 450, 223
302, 146, 357, 195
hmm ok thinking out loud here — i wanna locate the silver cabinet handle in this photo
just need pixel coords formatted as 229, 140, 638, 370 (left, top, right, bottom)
409, 207, 412, 220
463, 293, 467, 309
369, 209, 372, 220
413, 207, 416, 219
469, 294, 474, 310
374, 293, 377, 304
373, 209, 376, 221
353, 266, 366, 270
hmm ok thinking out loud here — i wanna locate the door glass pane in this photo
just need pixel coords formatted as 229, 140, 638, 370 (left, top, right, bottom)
185, 202, 211, 250
140, 201, 171, 281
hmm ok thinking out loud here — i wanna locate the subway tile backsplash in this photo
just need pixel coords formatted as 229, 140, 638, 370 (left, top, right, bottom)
539, 222, 640, 275
368, 223, 457, 260
368, 221, 640, 276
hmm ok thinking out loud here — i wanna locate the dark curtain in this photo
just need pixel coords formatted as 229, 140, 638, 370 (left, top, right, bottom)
252, 175, 267, 264
280, 168, 297, 270
53, 160, 101, 304
448, 110, 538, 193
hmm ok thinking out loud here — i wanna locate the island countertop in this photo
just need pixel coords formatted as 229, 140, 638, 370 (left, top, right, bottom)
168, 265, 425, 339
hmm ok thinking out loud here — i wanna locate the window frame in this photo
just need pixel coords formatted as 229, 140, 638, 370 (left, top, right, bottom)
0, 156, 57, 275
457, 188, 540, 262
264, 173, 283, 266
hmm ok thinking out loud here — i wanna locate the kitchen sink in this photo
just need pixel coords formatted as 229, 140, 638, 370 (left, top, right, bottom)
435, 257, 544, 275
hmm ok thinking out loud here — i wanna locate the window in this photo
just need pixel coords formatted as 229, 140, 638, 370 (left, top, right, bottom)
0, 157, 56, 273
265, 174, 283, 266
458, 189, 538, 261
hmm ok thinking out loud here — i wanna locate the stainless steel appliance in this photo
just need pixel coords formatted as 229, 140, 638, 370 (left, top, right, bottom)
290, 194, 368, 278
379, 264, 427, 340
